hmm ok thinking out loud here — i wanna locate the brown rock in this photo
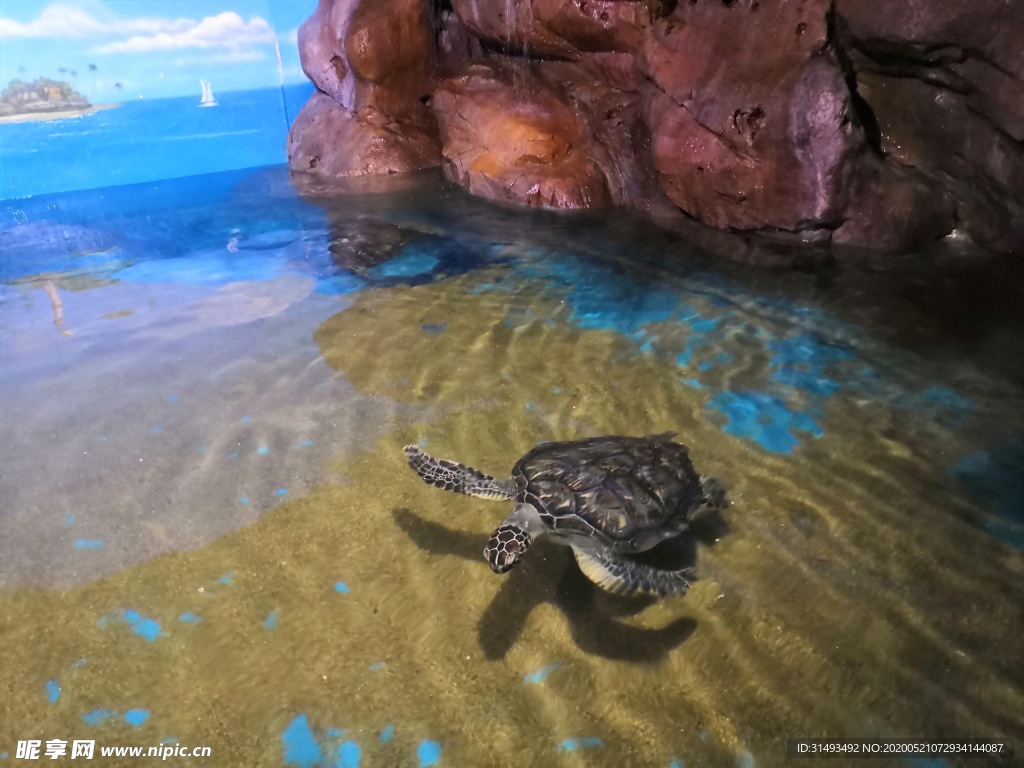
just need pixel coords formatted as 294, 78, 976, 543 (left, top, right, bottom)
431, 64, 611, 208
833, 157, 955, 250
437, 10, 485, 78
290, 0, 442, 179
346, 0, 434, 111
856, 72, 1024, 247
297, 0, 359, 107
449, 0, 653, 58
534, 58, 676, 216
533, 0, 651, 53
287, 92, 441, 178
836, 0, 1024, 80
641, 1, 862, 232
836, 0, 1024, 143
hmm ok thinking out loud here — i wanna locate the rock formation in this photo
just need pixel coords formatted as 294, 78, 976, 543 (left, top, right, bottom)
288, 0, 1024, 255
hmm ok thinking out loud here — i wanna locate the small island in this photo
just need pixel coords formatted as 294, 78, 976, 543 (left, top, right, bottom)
0, 77, 119, 124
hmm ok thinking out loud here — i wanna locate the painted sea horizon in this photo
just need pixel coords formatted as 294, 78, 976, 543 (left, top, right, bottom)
0, 82, 314, 200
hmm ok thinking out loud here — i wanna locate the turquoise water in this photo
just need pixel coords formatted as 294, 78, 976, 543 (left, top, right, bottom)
1, 165, 1021, 766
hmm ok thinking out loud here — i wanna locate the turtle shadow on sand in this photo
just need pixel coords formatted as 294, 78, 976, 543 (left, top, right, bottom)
392, 507, 731, 662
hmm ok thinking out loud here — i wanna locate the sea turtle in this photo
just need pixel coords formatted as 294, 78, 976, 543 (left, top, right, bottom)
404, 433, 727, 597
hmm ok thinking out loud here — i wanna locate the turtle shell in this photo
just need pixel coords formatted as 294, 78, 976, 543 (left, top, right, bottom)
512, 434, 705, 549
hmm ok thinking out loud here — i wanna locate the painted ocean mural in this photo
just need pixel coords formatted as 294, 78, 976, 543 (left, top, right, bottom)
0, 0, 316, 198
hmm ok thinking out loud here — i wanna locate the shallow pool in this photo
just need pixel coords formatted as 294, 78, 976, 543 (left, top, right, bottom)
1, 165, 1021, 767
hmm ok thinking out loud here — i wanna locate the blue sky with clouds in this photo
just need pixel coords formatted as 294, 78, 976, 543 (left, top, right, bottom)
0, 0, 316, 103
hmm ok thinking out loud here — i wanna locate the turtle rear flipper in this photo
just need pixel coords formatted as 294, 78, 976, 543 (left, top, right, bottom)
404, 445, 518, 500
573, 547, 696, 597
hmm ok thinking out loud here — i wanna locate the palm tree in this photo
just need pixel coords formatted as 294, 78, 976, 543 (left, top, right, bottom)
114, 82, 123, 97
70, 70, 77, 78
17, 66, 26, 75
87, 63, 97, 98
57, 67, 68, 75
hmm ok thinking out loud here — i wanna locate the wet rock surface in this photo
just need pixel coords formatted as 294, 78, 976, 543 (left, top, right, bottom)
289, 0, 1024, 256
432, 63, 611, 209
288, 0, 442, 179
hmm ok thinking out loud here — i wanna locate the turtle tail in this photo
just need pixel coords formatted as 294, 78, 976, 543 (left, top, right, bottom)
573, 548, 696, 598
404, 445, 519, 501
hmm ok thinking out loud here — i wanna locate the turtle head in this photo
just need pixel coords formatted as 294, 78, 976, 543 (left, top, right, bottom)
484, 524, 532, 574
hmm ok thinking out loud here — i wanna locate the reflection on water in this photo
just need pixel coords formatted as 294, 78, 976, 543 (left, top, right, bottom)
1, 166, 1021, 766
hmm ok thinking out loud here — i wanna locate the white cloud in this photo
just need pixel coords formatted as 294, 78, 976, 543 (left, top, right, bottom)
0, 4, 276, 63
0, 3, 193, 39
174, 50, 268, 67
96, 13, 274, 54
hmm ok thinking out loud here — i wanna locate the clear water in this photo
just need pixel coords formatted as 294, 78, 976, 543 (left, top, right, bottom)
1, 166, 1021, 766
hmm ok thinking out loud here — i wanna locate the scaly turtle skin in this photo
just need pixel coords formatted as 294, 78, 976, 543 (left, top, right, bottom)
404, 433, 727, 597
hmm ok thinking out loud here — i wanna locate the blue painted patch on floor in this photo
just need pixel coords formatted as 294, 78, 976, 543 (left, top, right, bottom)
98, 609, 165, 642
368, 662, 386, 672
558, 737, 604, 751
82, 708, 116, 727
921, 385, 975, 412
523, 662, 563, 684
45, 680, 60, 704
275, 488, 289, 497
282, 714, 323, 768
766, 335, 853, 397
417, 740, 441, 767
264, 610, 279, 630
420, 323, 447, 334
951, 435, 1024, 549
519, 254, 679, 335
335, 741, 361, 768
123, 709, 149, 727
217, 573, 234, 585
379, 725, 395, 743
258, 446, 269, 455
294, 440, 314, 448
280, 720, 323, 765
367, 250, 439, 280
74, 540, 105, 550
688, 317, 718, 334
334, 582, 350, 594
241, 496, 250, 504
178, 612, 202, 624
708, 391, 822, 454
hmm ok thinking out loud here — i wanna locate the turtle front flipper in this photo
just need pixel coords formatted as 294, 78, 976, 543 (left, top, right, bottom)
404, 445, 519, 500
572, 547, 696, 598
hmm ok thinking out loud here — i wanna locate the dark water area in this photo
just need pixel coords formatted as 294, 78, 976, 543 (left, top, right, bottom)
0, 165, 1021, 766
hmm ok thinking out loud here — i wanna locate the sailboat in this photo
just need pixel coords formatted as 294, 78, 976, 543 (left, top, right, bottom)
199, 79, 217, 108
